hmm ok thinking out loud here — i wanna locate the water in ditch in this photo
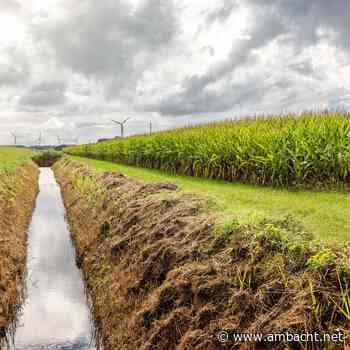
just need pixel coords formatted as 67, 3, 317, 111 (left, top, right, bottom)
5, 168, 97, 350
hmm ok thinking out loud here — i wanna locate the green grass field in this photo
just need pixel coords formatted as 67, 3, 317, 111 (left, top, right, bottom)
72, 155, 350, 243
0, 147, 35, 172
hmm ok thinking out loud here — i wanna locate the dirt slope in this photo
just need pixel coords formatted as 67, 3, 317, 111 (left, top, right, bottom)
54, 158, 350, 350
0, 164, 39, 345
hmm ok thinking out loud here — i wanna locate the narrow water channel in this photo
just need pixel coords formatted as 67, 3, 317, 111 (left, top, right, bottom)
6, 168, 96, 350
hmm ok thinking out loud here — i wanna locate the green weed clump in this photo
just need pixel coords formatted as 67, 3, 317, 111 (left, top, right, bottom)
31, 150, 62, 167
207, 215, 348, 274
65, 112, 350, 188
307, 249, 338, 271
207, 216, 350, 338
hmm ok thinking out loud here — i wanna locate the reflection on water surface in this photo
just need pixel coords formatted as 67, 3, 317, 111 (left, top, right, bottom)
6, 168, 96, 350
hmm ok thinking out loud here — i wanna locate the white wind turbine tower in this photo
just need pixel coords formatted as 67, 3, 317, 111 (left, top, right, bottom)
111, 117, 131, 138
56, 135, 63, 145
10, 132, 18, 145
37, 132, 43, 146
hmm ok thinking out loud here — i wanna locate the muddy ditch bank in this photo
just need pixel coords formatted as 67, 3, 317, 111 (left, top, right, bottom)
53, 158, 350, 350
0, 164, 39, 346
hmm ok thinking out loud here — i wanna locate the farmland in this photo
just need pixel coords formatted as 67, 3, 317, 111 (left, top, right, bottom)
65, 112, 350, 189
0, 143, 349, 349
60, 113, 350, 348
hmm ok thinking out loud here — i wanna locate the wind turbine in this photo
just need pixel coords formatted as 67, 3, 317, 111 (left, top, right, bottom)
111, 117, 131, 138
10, 132, 17, 145
37, 132, 43, 146
56, 135, 63, 145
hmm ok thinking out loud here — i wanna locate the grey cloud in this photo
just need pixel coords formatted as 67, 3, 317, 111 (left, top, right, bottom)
247, 0, 350, 52
0, 0, 20, 13
288, 61, 315, 77
328, 92, 350, 111
145, 0, 350, 116
72, 87, 93, 96
145, 5, 287, 116
75, 122, 106, 128
19, 81, 67, 107
143, 76, 277, 116
33, 0, 178, 99
205, 1, 238, 24
207, 46, 215, 56
201, 11, 285, 86
0, 47, 30, 86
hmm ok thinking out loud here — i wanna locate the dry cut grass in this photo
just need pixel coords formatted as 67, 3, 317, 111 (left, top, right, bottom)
54, 157, 350, 350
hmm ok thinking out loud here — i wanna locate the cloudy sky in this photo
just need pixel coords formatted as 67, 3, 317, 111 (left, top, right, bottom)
1, 0, 350, 145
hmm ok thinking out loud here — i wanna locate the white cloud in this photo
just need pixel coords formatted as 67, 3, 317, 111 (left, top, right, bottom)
42, 116, 65, 130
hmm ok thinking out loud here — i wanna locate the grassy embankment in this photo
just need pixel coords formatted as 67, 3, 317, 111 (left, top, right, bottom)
70, 155, 350, 244
0, 147, 38, 344
65, 113, 350, 243
54, 157, 350, 350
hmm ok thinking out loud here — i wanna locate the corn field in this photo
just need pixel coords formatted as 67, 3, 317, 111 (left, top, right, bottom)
65, 112, 350, 188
